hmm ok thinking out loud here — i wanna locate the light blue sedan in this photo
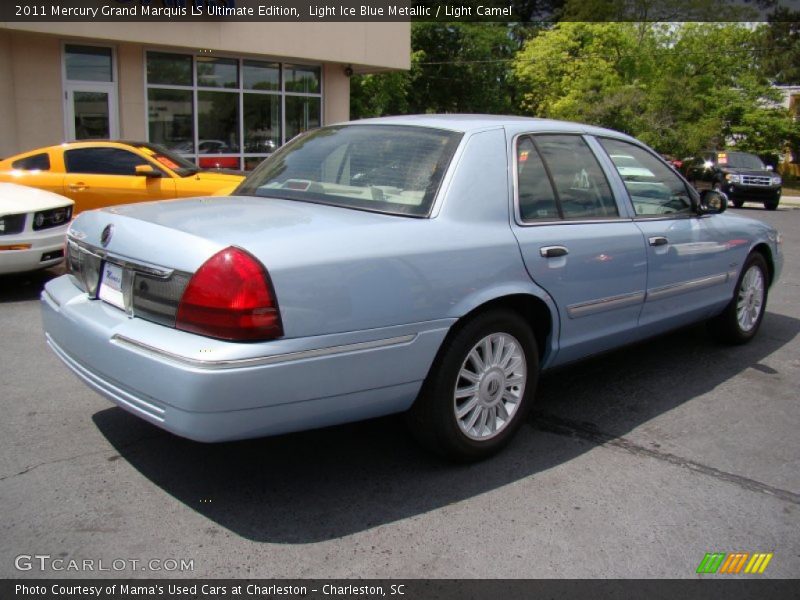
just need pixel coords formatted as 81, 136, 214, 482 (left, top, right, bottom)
42, 115, 783, 461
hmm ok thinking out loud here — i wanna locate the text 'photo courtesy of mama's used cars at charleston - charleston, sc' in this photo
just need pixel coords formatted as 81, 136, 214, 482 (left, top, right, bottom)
41, 115, 783, 461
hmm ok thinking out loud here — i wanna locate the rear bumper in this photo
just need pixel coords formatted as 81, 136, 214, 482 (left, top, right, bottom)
0, 226, 66, 274
42, 275, 452, 442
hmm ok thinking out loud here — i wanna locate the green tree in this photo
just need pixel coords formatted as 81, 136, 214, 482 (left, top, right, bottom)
513, 22, 797, 156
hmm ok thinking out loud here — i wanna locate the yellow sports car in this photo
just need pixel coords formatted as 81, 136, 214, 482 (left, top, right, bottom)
0, 141, 244, 214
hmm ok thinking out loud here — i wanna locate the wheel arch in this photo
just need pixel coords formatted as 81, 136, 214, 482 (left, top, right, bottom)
446, 289, 558, 367
750, 242, 775, 286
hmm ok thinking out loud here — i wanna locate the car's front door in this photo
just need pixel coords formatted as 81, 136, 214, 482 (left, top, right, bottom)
596, 138, 735, 333
62, 147, 176, 212
510, 133, 648, 366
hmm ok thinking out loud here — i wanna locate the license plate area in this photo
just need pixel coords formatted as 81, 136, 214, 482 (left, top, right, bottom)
98, 262, 126, 310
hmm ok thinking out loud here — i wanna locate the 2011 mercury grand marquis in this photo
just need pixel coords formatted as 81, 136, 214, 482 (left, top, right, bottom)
41, 115, 783, 461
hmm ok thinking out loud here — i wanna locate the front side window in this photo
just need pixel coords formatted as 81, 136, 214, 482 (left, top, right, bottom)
65, 148, 150, 176
236, 125, 463, 217
12, 153, 50, 171
599, 138, 693, 216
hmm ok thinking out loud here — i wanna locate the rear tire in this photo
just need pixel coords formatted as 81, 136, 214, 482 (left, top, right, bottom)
708, 253, 768, 345
406, 309, 538, 462
731, 198, 744, 208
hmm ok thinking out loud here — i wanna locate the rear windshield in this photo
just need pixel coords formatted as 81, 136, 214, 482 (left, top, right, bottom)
234, 125, 463, 217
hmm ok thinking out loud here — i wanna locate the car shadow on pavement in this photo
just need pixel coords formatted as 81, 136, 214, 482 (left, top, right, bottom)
0, 266, 65, 303
92, 311, 800, 544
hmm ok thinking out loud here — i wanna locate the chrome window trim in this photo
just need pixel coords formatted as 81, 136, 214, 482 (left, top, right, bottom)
645, 272, 731, 302
567, 291, 646, 319
111, 333, 418, 370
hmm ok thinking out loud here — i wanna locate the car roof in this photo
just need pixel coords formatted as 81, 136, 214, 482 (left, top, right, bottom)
345, 114, 638, 141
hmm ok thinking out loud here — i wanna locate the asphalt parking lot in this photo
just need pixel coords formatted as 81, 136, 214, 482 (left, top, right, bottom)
1, 207, 798, 579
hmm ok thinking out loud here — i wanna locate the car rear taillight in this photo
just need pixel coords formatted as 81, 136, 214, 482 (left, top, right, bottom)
175, 247, 282, 341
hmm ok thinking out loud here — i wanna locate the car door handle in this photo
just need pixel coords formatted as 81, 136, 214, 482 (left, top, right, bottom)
67, 183, 88, 192
648, 236, 669, 247
540, 245, 569, 258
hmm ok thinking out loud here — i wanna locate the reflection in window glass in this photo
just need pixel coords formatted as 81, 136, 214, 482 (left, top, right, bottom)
198, 91, 239, 153
535, 135, 618, 219
599, 137, 693, 216
147, 52, 192, 86
65, 45, 112, 82
516, 137, 559, 221
244, 94, 281, 154
243, 60, 280, 91
148, 88, 194, 153
73, 92, 110, 139
285, 96, 320, 141
196, 57, 238, 88
285, 64, 320, 93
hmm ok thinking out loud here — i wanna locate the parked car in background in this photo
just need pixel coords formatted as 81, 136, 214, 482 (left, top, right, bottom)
684, 151, 782, 210
0, 141, 243, 214
0, 183, 73, 274
42, 116, 782, 461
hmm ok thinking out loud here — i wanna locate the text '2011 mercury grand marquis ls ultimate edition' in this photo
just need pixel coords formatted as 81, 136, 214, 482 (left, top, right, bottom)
42, 115, 783, 461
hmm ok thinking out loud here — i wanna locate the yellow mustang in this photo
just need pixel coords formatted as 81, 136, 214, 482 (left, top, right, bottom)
0, 141, 244, 214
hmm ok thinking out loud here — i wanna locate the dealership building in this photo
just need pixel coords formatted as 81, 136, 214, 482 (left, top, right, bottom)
0, 21, 410, 168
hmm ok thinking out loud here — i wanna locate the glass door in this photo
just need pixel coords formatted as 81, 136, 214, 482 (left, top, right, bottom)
62, 44, 118, 141
65, 85, 118, 140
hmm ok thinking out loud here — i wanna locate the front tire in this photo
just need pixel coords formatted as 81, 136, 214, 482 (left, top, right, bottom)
764, 199, 779, 211
708, 253, 769, 344
407, 309, 538, 462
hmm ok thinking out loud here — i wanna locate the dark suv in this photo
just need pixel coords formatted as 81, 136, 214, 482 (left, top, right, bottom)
684, 151, 782, 210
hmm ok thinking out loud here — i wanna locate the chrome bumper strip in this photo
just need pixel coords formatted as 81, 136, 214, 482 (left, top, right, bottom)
567, 291, 645, 319
111, 333, 418, 370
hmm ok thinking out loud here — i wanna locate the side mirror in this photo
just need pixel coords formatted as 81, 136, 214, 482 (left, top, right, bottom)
135, 164, 162, 178
766, 165, 774, 172
698, 189, 727, 215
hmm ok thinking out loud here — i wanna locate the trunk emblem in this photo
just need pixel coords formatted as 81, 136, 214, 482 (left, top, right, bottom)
101, 224, 114, 247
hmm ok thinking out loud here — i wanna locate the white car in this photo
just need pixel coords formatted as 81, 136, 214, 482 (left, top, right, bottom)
0, 183, 73, 274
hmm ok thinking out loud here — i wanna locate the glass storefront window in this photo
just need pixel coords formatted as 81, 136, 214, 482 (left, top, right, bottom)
147, 88, 194, 153
244, 94, 281, 154
146, 52, 321, 170
285, 96, 321, 141
147, 52, 192, 86
65, 45, 113, 82
196, 57, 238, 89
285, 64, 320, 93
198, 91, 239, 153
243, 60, 280, 91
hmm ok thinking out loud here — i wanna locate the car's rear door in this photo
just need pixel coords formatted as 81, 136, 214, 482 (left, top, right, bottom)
595, 138, 735, 333
510, 133, 648, 366
62, 147, 176, 212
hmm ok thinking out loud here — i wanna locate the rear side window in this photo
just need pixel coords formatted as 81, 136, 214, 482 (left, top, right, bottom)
515, 134, 618, 222
65, 148, 150, 176
516, 138, 558, 220
599, 138, 693, 216
12, 153, 50, 171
